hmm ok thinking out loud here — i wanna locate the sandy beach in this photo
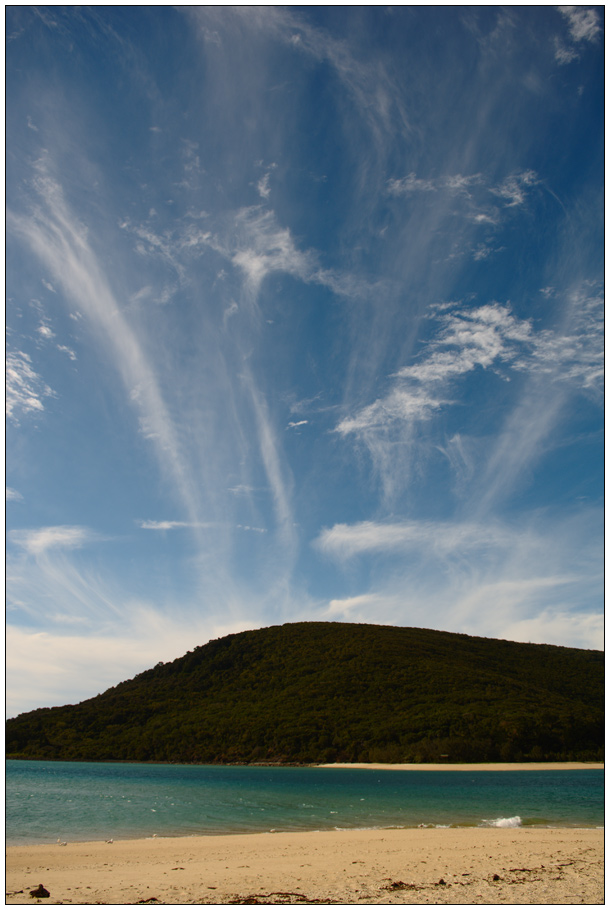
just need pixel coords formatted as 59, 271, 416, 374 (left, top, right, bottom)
6, 826, 603, 905
317, 762, 604, 772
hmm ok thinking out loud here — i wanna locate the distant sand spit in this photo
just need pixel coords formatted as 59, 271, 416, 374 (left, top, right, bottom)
6, 826, 603, 905
316, 761, 604, 771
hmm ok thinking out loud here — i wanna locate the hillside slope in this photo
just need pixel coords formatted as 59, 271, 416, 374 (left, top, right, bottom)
6, 622, 604, 763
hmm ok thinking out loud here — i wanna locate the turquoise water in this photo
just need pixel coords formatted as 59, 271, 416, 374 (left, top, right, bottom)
6, 761, 603, 846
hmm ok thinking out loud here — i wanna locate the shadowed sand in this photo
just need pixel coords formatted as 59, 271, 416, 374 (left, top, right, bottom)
6, 827, 603, 905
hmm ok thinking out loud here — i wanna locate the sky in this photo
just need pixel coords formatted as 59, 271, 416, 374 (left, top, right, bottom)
6, 6, 604, 717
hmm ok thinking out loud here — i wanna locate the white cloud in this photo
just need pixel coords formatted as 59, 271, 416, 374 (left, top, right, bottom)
399, 303, 532, 380
124, 201, 372, 311
387, 173, 436, 195
228, 484, 257, 495
257, 172, 271, 199
320, 579, 602, 651
554, 38, 579, 65
193, 6, 411, 152
6, 615, 260, 717
491, 170, 538, 207
315, 510, 602, 651
223, 300, 239, 328
553, 7, 600, 68
559, 6, 601, 43
9, 161, 201, 525
57, 343, 77, 360
6, 487, 23, 502
315, 518, 513, 561
287, 420, 308, 429
501, 609, 603, 650
231, 207, 316, 297
6, 350, 55, 422
10, 525, 96, 556
471, 212, 499, 225
335, 286, 602, 503
337, 302, 532, 441
388, 172, 485, 197
325, 593, 387, 619
37, 323, 55, 339
336, 386, 447, 435
523, 286, 604, 391
443, 174, 483, 193
387, 170, 538, 211
137, 520, 214, 531
244, 369, 296, 555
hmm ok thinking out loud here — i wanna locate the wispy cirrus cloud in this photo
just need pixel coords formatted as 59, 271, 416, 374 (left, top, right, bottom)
315, 510, 603, 650
555, 6, 601, 65
57, 343, 77, 361
137, 519, 267, 533
315, 518, 514, 560
335, 286, 603, 503
224, 206, 377, 302
8, 160, 200, 524
388, 169, 538, 212
7, 524, 125, 642
559, 6, 601, 43
491, 170, 539, 207
6, 612, 262, 718
10, 525, 98, 555
6, 350, 55, 422
387, 173, 437, 195
384, 169, 540, 268
336, 386, 448, 436
122, 203, 373, 311
230, 207, 317, 298
335, 301, 532, 444
137, 520, 214, 531
519, 285, 604, 391
187, 6, 411, 156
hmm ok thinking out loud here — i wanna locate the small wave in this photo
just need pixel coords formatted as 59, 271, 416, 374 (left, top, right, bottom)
481, 816, 522, 828
417, 823, 452, 828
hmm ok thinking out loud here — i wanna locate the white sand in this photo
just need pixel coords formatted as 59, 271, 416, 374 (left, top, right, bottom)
6, 826, 603, 904
316, 761, 604, 771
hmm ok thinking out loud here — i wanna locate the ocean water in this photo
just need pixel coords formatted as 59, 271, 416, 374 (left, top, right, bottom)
6, 761, 603, 846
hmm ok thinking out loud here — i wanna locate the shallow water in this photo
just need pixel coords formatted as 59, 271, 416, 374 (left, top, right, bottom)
6, 760, 603, 845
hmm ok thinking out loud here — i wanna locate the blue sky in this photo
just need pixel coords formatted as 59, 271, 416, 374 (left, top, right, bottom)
6, 6, 604, 717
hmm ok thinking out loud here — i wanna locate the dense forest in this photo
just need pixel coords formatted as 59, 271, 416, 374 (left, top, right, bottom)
6, 622, 604, 764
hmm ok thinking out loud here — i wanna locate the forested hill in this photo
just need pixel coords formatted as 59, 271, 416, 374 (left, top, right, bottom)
6, 622, 604, 764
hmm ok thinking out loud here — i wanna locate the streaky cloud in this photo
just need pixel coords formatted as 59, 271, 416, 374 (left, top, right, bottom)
315, 518, 515, 561
138, 520, 215, 531
8, 160, 201, 526
10, 525, 97, 555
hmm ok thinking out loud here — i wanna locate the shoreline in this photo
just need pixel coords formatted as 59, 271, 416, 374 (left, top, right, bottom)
315, 761, 604, 771
6, 826, 603, 904
7, 757, 604, 771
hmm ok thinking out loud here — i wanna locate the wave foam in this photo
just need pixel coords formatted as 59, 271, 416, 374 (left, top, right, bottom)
482, 816, 522, 828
